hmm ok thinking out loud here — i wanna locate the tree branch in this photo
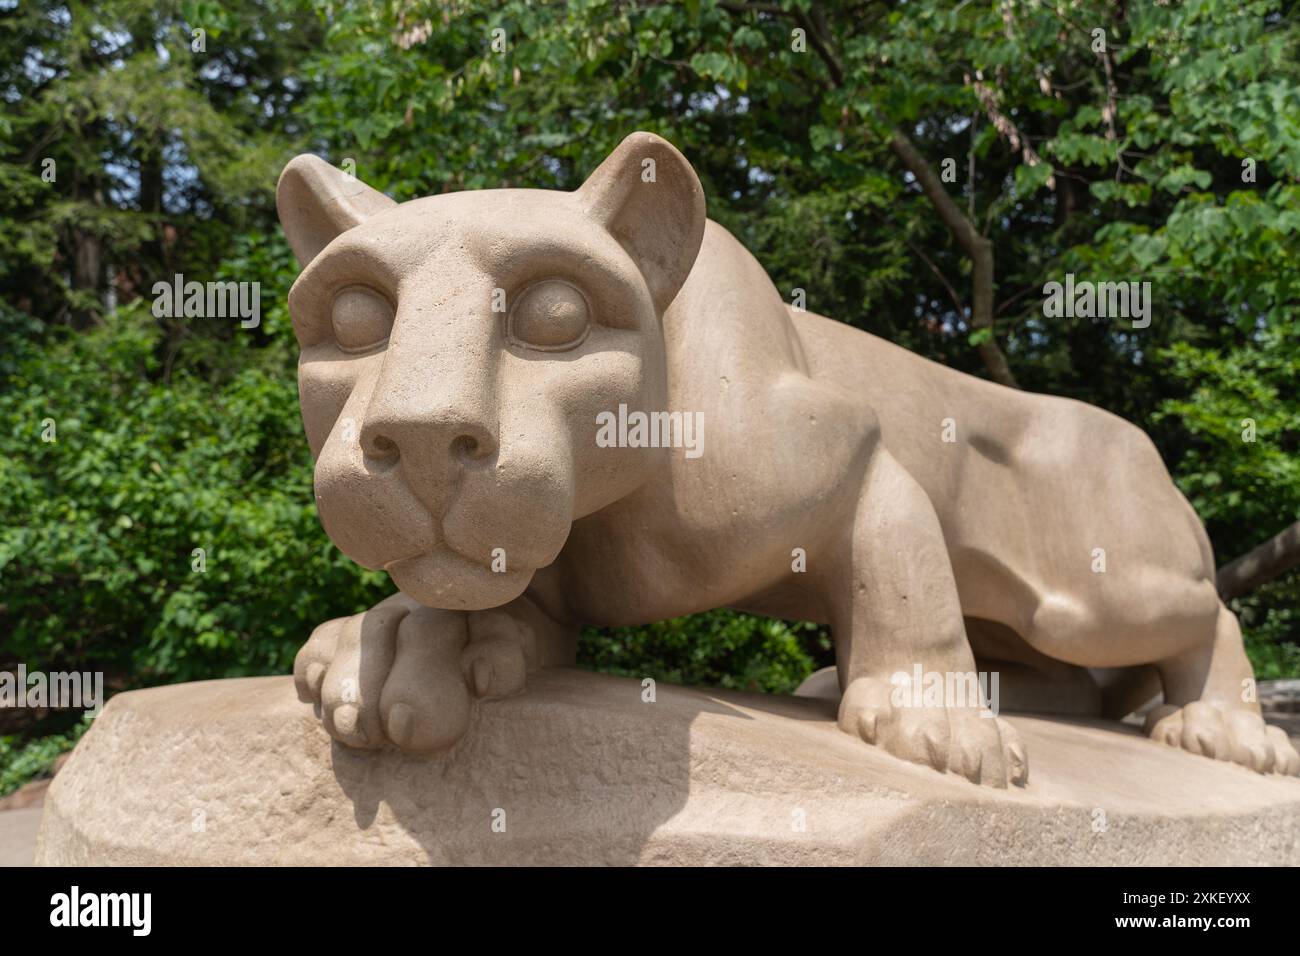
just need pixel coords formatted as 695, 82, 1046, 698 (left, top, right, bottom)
796, 8, 845, 86
1218, 519, 1300, 600
889, 130, 1018, 387
904, 237, 965, 319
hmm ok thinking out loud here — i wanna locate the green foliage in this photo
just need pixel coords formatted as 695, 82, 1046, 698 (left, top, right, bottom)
0, 720, 88, 798
0, 242, 390, 682
1157, 324, 1300, 541
2, 0, 1300, 775
579, 614, 830, 695
1243, 612, 1300, 682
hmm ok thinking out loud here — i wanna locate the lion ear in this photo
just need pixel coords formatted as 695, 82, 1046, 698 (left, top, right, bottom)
276, 155, 396, 267
576, 132, 707, 312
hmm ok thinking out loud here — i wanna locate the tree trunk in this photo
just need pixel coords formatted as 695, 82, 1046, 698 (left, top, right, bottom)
69, 227, 102, 330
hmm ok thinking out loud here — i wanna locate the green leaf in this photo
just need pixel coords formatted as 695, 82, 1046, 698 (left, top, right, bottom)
1013, 162, 1053, 196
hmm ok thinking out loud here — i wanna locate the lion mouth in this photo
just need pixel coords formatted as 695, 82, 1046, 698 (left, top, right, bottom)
382, 551, 428, 572
384, 547, 534, 611
383, 545, 517, 576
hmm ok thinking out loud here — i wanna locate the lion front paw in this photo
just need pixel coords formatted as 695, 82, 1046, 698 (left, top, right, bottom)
1145, 702, 1300, 775
837, 676, 1028, 788
293, 595, 535, 752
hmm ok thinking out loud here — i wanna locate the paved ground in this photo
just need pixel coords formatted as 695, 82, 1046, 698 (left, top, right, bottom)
0, 805, 42, 867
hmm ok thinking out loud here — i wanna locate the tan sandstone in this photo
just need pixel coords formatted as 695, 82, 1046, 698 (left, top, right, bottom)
36, 671, 1300, 866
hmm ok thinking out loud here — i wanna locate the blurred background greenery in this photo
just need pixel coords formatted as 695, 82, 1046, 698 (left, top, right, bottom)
3, 0, 1299, 792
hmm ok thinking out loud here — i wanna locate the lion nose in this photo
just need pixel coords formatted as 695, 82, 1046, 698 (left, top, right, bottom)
360, 412, 496, 466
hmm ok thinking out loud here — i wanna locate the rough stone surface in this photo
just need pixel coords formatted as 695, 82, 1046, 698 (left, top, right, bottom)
37, 671, 1300, 866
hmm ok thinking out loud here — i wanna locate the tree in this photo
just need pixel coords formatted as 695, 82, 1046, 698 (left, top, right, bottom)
3, 0, 1299, 719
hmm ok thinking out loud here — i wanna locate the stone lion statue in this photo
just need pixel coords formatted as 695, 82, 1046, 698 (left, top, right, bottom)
275, 132, 1299, 788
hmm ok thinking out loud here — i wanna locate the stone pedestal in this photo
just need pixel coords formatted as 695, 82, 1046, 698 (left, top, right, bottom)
36, 670, 1300, 865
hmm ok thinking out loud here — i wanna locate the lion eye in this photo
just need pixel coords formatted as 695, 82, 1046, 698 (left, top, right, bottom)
508, 280, 591, 351
331, 286, 393, 352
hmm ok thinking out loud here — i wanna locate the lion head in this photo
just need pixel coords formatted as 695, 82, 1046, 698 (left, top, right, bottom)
276, 133, 706, 610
